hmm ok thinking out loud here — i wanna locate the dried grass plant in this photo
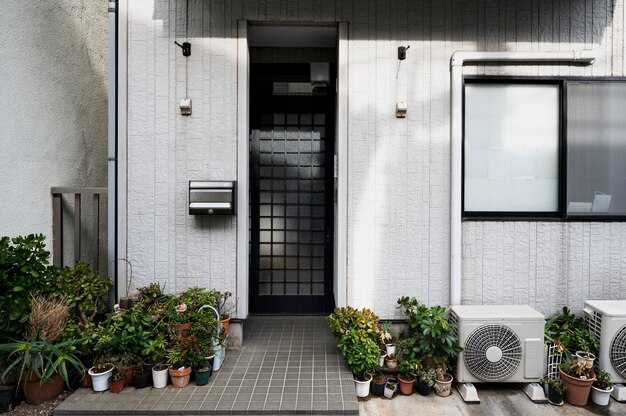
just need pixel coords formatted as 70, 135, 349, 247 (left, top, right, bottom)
26, 295, 69, 342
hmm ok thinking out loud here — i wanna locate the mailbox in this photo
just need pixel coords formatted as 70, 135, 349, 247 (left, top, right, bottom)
189, 181, 236, 215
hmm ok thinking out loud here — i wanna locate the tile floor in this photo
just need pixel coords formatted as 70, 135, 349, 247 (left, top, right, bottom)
54, 316, 359, 415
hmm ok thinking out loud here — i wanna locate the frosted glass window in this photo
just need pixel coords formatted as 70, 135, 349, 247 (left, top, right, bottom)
464, 84, 560, 212
567, 83, 626, 216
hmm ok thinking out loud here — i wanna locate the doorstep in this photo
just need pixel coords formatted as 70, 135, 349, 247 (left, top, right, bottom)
54, 316, 359, 415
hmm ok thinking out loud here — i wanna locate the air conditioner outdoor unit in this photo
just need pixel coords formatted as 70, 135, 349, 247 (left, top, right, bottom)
583, 300, 626, 402
450, 305, 545, 402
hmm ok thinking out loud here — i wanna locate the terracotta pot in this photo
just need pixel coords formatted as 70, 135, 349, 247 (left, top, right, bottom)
21, 373, 64, 405
560, 369, 596, 406
170, 322, 192, 338
80, 373, 92, 388
434, 373, 453, 397
220, 315, 231, 336
169, 366, 192, 388
385, 357, 398, 369
398, 374, 416, 395
123, 367, 136, 386
108, 378, 125, 394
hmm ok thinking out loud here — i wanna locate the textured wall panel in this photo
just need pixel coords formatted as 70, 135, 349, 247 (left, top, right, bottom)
127, 0, 625, 318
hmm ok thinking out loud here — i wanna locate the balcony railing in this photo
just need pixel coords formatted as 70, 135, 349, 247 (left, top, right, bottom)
51, 187, 108, 275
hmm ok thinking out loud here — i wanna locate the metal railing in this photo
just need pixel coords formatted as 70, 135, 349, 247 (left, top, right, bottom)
51, 187, 107, 272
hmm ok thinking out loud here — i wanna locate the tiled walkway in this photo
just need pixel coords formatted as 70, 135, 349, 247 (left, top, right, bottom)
54, 316, 358, 415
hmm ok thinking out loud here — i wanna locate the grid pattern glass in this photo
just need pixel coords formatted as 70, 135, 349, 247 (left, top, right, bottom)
254, 112, 327, 296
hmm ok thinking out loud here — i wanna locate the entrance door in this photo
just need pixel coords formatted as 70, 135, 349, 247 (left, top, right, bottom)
249, 63, 335, 314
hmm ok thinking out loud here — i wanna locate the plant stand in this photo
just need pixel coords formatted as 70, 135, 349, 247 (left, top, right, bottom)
612, 383, 626, 402
521, 383, 548, 404
456, 382, 479, 404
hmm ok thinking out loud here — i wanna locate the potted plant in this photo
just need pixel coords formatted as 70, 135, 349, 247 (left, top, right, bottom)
540, 376, 564, 405
559, 354, 596, 406
167, 345, 192, 388
378, 352, 387, 368
167, 300, 193, 340
397, 297, 461, 392
0, 383, 17, 412
370, 372, 386, 396
326, 307, 381, 398
151, 363, 169, 389
193, 356, 212, 387
380, 322, 396, 356
397, 359, 416, 395
88, 361, 114, 392
384, 353, 398, 369
216, 291, 233, 335
0, 332, 85, 404
575, 350, 596, 366
133, 365, 151, 389
384, 378, 398, 399
416, 368, 435, 396
591, 370, 613, 406
433, 367, 453, 397
108, 370, 125, 394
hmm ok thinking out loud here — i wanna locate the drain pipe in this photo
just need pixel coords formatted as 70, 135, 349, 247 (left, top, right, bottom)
449, 50, 595, 306
107, 1, 118, 306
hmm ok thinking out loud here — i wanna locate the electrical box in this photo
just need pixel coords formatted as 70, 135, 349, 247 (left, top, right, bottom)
189, 181, 235, 215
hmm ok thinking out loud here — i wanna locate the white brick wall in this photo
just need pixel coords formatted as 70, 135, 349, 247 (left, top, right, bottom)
126, 0, 626, 318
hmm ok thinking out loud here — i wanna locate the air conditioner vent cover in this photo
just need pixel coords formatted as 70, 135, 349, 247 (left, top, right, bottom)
610, 325, 626, 378
464, 324, 522, 382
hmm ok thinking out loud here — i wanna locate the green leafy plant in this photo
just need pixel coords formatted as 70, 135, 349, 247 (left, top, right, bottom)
190, 308, 218, 357
337, 328, 379, 381
594, 370, 613, 390
325, 307, 381, 345
0, 234, 58, 342
540, 376, 564, 395
397, 297, 462, 371
380, 321, 395, 346
545, 307, 599, 355
137, 282, 164, 304
52, 261, 111, 327
418, 368, 436, 388
0, 329, 85, 388
141, 336, 167, 364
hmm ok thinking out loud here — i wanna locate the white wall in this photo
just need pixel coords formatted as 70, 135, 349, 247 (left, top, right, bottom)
0, 0, 108, 253
125, 0, 626, 318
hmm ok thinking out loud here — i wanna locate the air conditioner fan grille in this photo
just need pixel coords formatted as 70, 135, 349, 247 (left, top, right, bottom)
464, 324, 522, 382
610, 324, 626, 378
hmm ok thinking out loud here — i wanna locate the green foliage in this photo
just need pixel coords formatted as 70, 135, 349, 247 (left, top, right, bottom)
0, 234, 58, 342
93, 305, 154, 358
418, 368, 436, 387
540, 376, 564, 395
397, 297, 462, 371
337, 328, 380, 380
545, 307, 599, 355
325, 306, 381, 344
141, 336, 167, 364
179, 287, 220, 312
53, 261, 111, 326
190, 308, 218, 357
0, 329, 85, 388
560, 353, 594, 379
595, 370, 613, 390
137, 283, 164, 304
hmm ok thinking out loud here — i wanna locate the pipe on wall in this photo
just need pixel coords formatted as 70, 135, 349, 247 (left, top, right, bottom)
449, 50, 595, 307
107, 1, 118, 306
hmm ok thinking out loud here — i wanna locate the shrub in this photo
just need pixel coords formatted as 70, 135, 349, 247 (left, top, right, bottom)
0, 234, 58, 342
545, 307, 599, 355
325, 306, 380, 344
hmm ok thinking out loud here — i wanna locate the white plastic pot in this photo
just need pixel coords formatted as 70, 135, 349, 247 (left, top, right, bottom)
378, 353, 387, 367
152, 366, 169, 389
575, 351, 596, 366
591, 385, 613, 406
354, 374, 372, 398
385, 344, 396, 356
88, 366, 113, 392
213, 345, 224, 371
384, 379, 398, 399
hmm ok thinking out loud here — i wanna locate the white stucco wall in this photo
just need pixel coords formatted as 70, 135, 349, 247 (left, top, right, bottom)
0, 0, 108, 253
124, 0, 626, 318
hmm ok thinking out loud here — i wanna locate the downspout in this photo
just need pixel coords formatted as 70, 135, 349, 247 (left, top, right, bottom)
449, 50, 595, 306
107, 1, 118, 306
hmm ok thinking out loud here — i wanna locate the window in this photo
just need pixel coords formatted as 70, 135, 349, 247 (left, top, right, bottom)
463, 78, 626, 220
464, 83, 560, 213
567, 82, 626, 216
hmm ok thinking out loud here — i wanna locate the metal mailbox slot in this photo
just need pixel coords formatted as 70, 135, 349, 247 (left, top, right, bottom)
189, 181, 235, 215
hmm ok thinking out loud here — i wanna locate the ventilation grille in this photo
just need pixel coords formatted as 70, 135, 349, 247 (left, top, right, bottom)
584, 309, 603, 342
610, 325, 626, 378
449, 311, 459, 340
464, 324, 522, 382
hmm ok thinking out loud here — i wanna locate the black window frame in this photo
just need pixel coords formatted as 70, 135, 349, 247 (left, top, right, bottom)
462, 76, 626, 222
